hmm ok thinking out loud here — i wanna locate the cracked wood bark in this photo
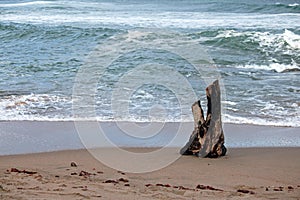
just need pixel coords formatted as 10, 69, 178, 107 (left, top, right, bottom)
180, 80, 227, 158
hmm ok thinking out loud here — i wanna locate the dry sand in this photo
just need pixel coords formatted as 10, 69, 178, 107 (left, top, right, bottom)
0, 147, 299, 199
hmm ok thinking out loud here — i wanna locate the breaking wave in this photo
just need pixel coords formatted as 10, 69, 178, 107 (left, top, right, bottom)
0, 1, 52, 7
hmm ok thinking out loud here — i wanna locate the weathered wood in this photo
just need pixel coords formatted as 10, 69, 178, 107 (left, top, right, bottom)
180, 80, 226, 158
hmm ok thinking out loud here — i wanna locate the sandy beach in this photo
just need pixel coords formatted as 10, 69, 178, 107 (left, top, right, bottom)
1, 0, 300, 199
0, 147, 299, 199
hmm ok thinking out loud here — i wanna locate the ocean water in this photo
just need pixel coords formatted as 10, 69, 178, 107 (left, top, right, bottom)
0, 0, 300, 127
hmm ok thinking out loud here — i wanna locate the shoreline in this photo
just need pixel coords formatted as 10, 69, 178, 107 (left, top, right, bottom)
0, 119, 299, 128
0, 121, 299, 156
0, 147, 299, 199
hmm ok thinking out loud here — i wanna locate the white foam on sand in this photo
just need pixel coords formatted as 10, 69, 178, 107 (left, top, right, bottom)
223, 114, 300, 128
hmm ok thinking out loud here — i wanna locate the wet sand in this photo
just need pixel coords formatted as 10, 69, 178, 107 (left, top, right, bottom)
1, 121, 299, 155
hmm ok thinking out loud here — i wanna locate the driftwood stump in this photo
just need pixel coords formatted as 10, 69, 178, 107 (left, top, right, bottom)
180, 80, 227, 158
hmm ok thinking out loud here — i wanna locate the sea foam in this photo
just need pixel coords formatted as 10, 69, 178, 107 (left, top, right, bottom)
0, 1, 52, 7
237, 63, 300, 73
